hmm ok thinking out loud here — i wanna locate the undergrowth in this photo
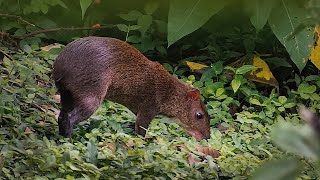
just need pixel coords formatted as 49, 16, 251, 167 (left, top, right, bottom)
0, 44, 319, 179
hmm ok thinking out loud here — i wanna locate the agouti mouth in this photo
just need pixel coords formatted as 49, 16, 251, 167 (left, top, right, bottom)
186, 129, 210, 141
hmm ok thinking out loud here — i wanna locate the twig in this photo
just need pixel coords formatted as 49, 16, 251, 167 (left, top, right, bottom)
0, 48, 13, 60
16, 25, 115, 39
0, 13, 40, 28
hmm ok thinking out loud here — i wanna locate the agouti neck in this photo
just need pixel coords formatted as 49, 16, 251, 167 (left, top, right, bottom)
156, 74, 191, 118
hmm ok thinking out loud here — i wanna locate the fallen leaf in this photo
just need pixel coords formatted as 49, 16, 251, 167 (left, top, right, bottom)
185, 61, 208, 71
102, 143, 116, 154
195, 146, 220, 158
24, 127, 33, 134
125, 140, 134, 149
246, 55, 278, 87
36, 121, 45, 126
310, 25, 320, 70
40, 43, 63, 52
52, 95, 61, 103
188, 153, 201, 165
92, 24, 101, 28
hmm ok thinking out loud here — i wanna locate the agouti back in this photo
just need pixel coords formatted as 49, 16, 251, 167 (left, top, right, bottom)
52, 37, 210, 140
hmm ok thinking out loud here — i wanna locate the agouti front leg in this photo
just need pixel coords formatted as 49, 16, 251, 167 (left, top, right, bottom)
135, 107, 158, 137
59, 95, 101, 137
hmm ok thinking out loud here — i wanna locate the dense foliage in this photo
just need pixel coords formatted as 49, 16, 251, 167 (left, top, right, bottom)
1, 0, 320, 179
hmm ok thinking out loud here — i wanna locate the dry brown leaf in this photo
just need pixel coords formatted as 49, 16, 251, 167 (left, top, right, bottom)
92, 24, 101, 28
187, 153, 201, 165
24, 127, 33, 134
52, 95, 61, 103
40, 43, 63, 52
195, 146, 220, 158
125, 140, 134, 149
102, 143, 116, 154
36, 121, 45, 126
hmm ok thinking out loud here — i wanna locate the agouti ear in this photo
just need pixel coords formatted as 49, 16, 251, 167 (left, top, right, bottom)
187, 89, 200, 100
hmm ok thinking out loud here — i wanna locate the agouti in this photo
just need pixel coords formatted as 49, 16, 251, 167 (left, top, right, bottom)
52, 37, 210, 140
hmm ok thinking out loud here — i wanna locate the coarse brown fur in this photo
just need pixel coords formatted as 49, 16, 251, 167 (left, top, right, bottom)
52, 37, 210, 140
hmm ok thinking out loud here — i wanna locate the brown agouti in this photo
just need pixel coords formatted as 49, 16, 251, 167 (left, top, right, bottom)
52, 37, 210, 140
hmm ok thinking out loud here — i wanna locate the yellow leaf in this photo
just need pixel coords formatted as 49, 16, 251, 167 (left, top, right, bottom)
185, 61, 208, 71
310, 25, 320, 70
247, 55, 278, 87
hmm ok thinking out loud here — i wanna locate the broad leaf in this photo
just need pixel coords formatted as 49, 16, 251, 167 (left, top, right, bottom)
268, 0, 314, 71
271, 123, 319, 160
86, 140, 98, 165
310, 26, 320, 70
251, 158, 301, 180
231, 76, 241, 93
246, 0, 276, 31
138, 15, 153, 35
167, 0, 229, 47
80, 0, 92, 20
236, 65, 256, 75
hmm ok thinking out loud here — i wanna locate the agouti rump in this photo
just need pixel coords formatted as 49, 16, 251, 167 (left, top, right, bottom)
52, 37, 210, 140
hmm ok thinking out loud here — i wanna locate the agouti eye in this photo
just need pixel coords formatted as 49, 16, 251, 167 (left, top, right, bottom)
196, 112, 203, 119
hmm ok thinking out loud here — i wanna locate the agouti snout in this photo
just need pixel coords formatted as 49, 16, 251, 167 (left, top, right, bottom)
52, 37, 210, 141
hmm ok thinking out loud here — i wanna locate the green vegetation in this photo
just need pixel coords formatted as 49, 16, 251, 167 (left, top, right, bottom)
1, 0, 320, 179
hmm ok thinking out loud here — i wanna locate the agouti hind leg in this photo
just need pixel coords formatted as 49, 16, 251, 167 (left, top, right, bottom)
59, 94, 101, 137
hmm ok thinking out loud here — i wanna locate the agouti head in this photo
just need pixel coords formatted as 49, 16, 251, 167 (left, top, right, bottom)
171, 89, 210, 141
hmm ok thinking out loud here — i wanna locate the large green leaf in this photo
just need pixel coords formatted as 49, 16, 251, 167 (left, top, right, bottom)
268, 0, 314, 71
271, 122, 319, 160
80, 0, 92, 20
167, 0, 229, 47
245, 0, 276, 31
251, 158, 301, 180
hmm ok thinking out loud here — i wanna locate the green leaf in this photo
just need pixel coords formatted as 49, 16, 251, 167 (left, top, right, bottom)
119, 10, 143, 21
235, 65, 256, 75
246, 0, 276, 31
271, 123, 319, 160
231, 78, 241, 93
251, 158, 301, 180
216, 88, 225, 97
298, 83, 316, 94
86, 140, 98, 165
167, 0, 229, 47
127, 36, 141, 43
129, 25, 141, 31
144, 1, 159, 15
137, 15, 153, 35
23, 45, 32, 53
57, 0, 68, 9
284, 103, 295, 108
268, 0, 314, 71
80, 0, 92, 20
249, 98, 261, 106
278, 96, 287, 104
116, 24, 129, 32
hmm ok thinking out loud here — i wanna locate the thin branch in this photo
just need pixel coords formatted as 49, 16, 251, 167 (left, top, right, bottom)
15, 25, 115, 39
0, 48, 13, 60
0, 13, 39, 28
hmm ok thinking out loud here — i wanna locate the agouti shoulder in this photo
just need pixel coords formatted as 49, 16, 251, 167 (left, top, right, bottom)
53, 36, 210, 140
